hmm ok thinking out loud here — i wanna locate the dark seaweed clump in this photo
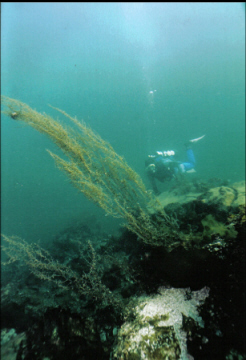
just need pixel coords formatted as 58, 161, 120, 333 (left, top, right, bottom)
1, 178, 245, 360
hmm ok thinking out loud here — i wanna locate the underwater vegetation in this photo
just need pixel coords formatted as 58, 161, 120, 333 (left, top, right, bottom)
1, 236, 123, 310
1, 95, 177, 247
1, 198, 245, 359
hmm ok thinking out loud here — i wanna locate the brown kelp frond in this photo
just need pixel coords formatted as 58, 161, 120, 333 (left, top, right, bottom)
1, 95, 177, 245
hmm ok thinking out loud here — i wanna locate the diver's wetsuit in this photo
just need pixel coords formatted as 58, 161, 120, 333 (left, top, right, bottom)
147, 148, 195, 195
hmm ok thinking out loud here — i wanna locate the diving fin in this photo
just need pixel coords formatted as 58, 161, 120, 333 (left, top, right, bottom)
189, 135, 205, 143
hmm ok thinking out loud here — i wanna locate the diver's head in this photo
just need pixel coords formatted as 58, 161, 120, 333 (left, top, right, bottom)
145, 155, 156, 174
146, 163, 156, 174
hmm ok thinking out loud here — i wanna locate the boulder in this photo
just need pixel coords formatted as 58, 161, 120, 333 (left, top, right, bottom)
113, 287, 209, 360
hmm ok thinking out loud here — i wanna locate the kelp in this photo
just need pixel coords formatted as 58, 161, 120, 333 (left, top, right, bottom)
1, 96, 177, 246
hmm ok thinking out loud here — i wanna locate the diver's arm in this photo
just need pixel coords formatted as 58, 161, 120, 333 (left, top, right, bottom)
148, 173, 160, 195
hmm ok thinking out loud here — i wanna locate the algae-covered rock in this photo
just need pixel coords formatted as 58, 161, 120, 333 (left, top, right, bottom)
200, 182, 245, 208
155, 181, 245, 211
1, 329, 26, 360
203, 186, 236, 207
230, 181, 246, 207
202, 214, 238, 240
112, 287, 209, 360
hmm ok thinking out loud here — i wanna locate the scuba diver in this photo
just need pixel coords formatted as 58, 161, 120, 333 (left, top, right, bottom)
145, 135, 205, 195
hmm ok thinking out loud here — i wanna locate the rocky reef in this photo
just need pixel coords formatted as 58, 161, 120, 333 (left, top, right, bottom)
1, 179, 245, 359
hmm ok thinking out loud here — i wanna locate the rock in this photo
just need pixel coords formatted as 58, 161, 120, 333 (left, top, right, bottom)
1, 330, 26, 360
200, 181, 245, 208
155, 181, 245, 211
112, 286, 209, 360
